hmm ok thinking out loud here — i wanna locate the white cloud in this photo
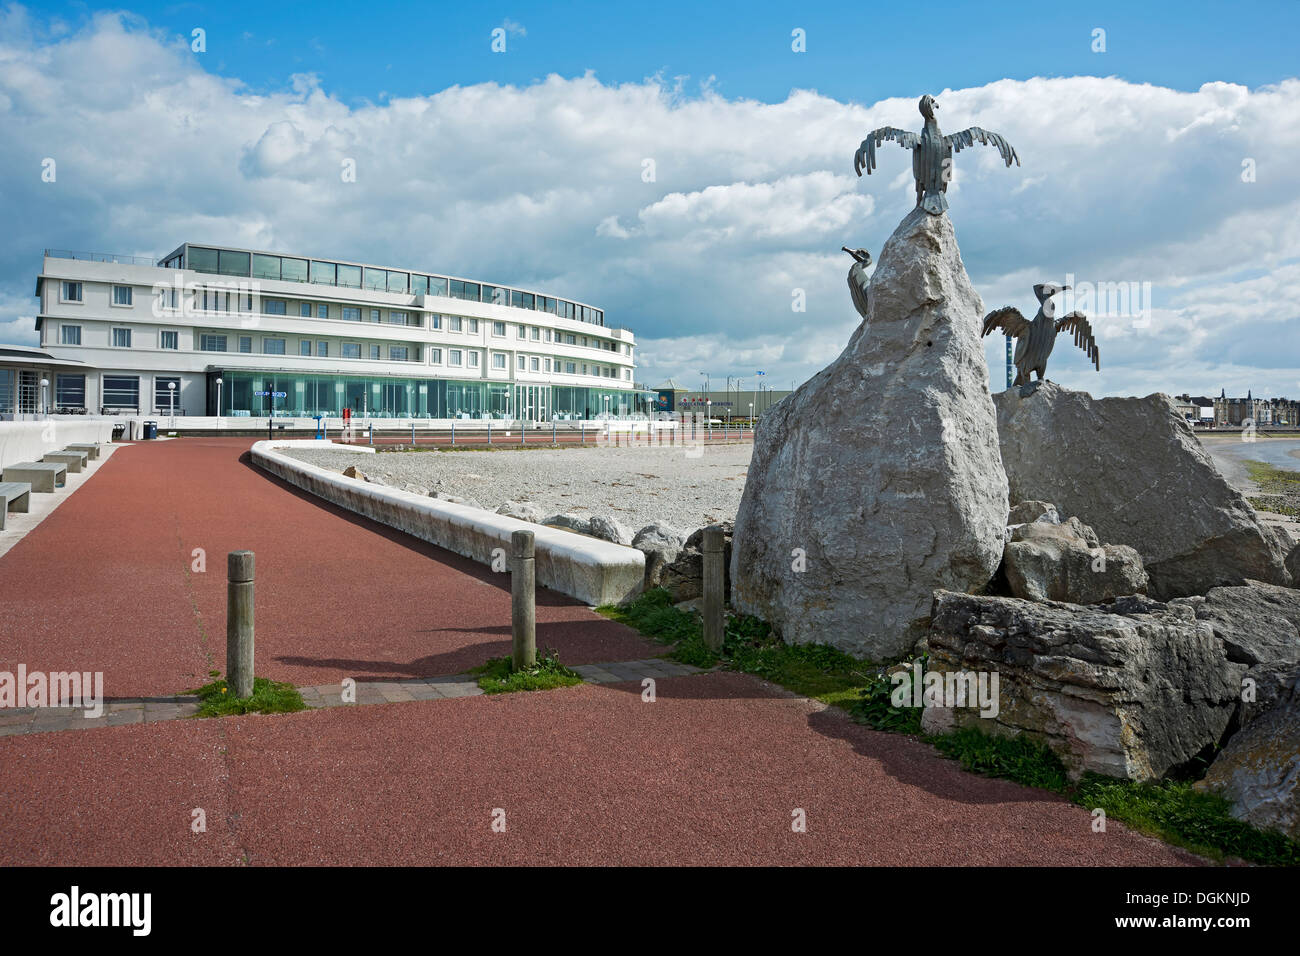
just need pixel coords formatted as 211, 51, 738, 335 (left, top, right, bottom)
1, 10, 1298, 399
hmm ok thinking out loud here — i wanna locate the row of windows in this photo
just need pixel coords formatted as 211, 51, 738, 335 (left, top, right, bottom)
61, 281, 133, 307
174, 246, 605, 326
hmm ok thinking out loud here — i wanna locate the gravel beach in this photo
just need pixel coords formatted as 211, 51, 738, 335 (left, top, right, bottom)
285, 442, 752, 534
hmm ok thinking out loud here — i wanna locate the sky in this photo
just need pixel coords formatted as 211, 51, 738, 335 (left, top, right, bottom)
2, 0, 1299, 398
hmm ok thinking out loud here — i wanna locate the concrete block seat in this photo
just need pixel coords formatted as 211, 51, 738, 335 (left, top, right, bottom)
2, 461, 67, 493
42, 450, 89, 473
0, 481, 32, 530
65, 442, 102, 460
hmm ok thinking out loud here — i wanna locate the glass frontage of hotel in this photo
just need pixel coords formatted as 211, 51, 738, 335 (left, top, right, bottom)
209, 369, 648, 421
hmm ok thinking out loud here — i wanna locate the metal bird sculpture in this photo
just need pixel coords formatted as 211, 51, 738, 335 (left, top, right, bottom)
981, 283, 1099, 390
842, 246, 872, 319
854, 94, 1020, 215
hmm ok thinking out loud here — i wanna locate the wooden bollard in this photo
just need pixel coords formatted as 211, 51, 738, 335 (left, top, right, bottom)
702, 526, 724, 651
227, 551, 255, 698
511, 530, 536, 670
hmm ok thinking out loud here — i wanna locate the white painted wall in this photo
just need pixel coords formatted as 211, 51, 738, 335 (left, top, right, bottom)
0, 420, 116, 470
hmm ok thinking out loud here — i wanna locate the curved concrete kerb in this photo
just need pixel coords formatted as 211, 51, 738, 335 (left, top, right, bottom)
249, 440, 644, 606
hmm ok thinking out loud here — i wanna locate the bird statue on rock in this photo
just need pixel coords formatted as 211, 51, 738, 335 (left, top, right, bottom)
980, 283, 1099, 391
854, 94, 1019, 214
842, 246, 872, 319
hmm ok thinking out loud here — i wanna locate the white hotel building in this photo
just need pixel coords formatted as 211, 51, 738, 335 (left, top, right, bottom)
6, 244, 647, 422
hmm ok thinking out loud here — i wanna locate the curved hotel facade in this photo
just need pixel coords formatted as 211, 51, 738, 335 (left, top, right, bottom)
20, 244, 642, 421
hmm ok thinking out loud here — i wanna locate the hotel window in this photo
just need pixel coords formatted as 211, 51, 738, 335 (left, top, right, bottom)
337, 264, 362, 289
300, 303, 312, 317
281, 258, 308, 283
450, 280, 480, 302
544, 358, 551, 372
369, 309, 381, 323
449, 349, 463, 367
411, 275, 428, 296
342, 307, 361, 322
428, 277, 448, 297
112, 328, 132, 348
317, 341, 328, 357
517, 355, 526, 371
511, 290, 535, 310
218, 250, 250, 277
112, 285, 133, 306
370, 344, 381, 359
311, 261, 336, 285
492, 353, 506, 369
386, 271, 408, 294
263, 299, 287, 315
564, 334, 575, 345
429, 348, 442, 364
200, 334, 227, 352
364, 268, 387, 291
545, 330, 552, 343
61, 325, 81, 345
56, 374, 85, 409
624, 369, 632, 380
581, 363, 588, 375
157, 288, 179, 311
342, 343, 361, 359
160, 330, 179, 350
449, 316, 462, 332
493, 321, 506, 337
263, 338, 286, 355
430, 315, 441, 330
317, 304, 328, 319
517, 325, 526, 339
102, 375, 140, 409
564, 362, 575, 374
61, 281, 83, 302
189, 247, 220, 273
483, 285, 505, 306
253, 254, 281, 281
462, 349, 474, 367
300, 340, 312, 356
530, 327, 540, 341
530, 357, 540, 372
154, 377, 180, 411
239, 336, 252, 353
389, 311, 408, 326
468, 319, 478, 333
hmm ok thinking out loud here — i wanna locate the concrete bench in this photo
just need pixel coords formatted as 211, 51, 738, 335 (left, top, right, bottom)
43, 450, 88, 474
0, 481, 32, 530
2, 461, 67, 493
65, 442, 102, 460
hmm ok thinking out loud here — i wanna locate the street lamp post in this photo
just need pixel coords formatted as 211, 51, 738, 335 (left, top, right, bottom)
40, 377, 48, 418
216, 377, 223, 421
168, 380, 176, 424
748, 402, 754, 433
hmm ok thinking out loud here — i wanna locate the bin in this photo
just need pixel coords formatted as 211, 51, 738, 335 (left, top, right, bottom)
143, 420, 158, 440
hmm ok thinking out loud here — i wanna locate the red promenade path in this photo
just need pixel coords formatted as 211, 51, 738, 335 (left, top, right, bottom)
0, 439, 1196, 865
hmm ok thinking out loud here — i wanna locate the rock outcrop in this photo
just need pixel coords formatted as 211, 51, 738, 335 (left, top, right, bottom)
924, 590, 1244, 780
1197, 672, 1300, 841
587, 515, 633, 546
732, 208, 1008, 659
1003, 513, 1148, 605
994, 383, 1291, 599
543, 513, 592, 535
496, 500, 543, 523
632, 523, 687, 590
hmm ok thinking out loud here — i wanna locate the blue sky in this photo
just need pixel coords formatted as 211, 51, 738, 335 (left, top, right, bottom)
3, 1, 1300, 397
34, 1, 1300, 105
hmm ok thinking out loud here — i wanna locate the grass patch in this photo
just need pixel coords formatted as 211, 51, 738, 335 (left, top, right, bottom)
1075, 774, 1300, 866
1244, 459, 1300, 516
470, 649, 584, 694
930, 725, 1071, 792
189, 676, 306, 718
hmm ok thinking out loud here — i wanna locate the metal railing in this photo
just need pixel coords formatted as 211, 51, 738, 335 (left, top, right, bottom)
44, 249, 157, 267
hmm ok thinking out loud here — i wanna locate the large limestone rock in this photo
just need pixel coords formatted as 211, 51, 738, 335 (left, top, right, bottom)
632, 522, 687, 590
995, 383, 1291, 599
732, 209, 1008, 659
1003, 515, 1148, 605
924, 590, 1244, 780
1197, 674, 1300, 841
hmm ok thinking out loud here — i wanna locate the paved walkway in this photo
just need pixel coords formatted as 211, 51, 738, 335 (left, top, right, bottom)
0, 658, 704, 735
0, 438, 657, 699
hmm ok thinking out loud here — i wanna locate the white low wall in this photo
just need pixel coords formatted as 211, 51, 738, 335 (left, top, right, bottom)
249, 440, 644, 606
0, 420, 117, 471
